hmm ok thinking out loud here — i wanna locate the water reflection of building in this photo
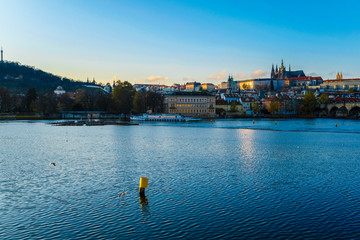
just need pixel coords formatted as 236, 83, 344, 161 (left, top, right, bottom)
237, 129, 256, 171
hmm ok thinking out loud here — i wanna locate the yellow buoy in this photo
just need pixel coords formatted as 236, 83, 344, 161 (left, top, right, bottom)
253, 120, 255, 124
139, 177, 148, 188
139, 177, 148, 198
336, 123, 338, 127
275, 121, 277, 125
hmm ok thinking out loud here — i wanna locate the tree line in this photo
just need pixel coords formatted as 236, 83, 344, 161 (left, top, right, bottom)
0, 80, 163, 117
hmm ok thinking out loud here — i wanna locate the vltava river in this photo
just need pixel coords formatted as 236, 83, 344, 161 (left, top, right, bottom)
1, 119, 360, 239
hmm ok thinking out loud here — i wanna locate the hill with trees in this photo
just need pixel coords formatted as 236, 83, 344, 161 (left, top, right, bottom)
0, 61, 100, 93
0, 60, 163, 117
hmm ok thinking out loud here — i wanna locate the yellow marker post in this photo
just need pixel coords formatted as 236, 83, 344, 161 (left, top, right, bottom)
139, 177, 148, 197
336, 123, 338, 127
253, 120, 255, 124
275, 121, 277, 125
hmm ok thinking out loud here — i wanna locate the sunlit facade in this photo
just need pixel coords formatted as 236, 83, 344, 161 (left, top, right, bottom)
320, 79, 360, 91
164, 92, 216, 118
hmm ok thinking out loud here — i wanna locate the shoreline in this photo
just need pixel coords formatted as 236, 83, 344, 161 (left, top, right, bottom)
0, 115, 358, 121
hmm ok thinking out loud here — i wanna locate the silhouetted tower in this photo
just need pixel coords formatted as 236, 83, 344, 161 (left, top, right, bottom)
227, 75, 233, 94
1, 47, 3, 63
271, 64, 275, 78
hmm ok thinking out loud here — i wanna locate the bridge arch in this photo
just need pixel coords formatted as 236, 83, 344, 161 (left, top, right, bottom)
349, 106, 360, 118
329, 106, 338, 117
337, 106, 348, 117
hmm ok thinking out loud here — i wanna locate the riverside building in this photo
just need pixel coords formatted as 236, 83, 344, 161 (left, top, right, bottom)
320, 78, 360, 91
164, 92, 216, 118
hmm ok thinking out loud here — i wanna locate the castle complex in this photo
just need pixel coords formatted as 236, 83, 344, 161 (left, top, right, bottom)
271, 59, 305, 80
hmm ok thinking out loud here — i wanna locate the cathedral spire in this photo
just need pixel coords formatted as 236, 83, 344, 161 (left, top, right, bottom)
336, 72, 340, 79
1, 47, 3, 63
280, 59, 284, 69
289, 64, 291, 72
340, 72, 343, 79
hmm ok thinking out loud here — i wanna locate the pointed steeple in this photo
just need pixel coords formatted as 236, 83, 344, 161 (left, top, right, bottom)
289, 64, 291, 72
340, 72, 343, 79
280, 59, 284, 69
336, 72, 340, 79
276, 65, 278, 72
1, 47, 3, 63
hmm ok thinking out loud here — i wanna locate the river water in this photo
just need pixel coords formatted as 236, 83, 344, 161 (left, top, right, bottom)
1, 119, 360, 239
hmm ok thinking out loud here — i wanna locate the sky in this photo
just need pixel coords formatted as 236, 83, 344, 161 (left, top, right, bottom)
1, 0, 360, 85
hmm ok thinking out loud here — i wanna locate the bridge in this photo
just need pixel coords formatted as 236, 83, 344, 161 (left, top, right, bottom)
326, 102, 360, 117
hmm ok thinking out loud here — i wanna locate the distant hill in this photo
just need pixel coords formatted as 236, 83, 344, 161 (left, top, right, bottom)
0, 61, 101, 93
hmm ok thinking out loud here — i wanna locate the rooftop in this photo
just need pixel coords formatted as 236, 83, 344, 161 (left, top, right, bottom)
324, 78, 360, 82
169, 91, 214, 96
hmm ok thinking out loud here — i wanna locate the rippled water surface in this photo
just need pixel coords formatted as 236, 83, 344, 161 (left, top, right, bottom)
1, 119, 360, 239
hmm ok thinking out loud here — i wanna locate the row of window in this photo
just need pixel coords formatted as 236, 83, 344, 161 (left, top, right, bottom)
332, 85, 360, 89
175, 104, 208, 108
170, 98, 213, 103
169, 109, 215, 113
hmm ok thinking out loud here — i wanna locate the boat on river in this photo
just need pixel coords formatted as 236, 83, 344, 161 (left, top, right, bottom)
130, 114, 201, 122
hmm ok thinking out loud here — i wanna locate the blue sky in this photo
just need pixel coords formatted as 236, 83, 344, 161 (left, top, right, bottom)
1, 0, 360, 85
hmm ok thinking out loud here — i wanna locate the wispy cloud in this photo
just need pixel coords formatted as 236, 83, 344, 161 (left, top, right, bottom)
233, 72, 247, 80
207, 70, 227, 82
325, 71, 353, 78
146, 75, 170, 83
183, 76, 196, 82
326, 71, 337, 77
308, 72, 319, 76
251, 70, 266, 78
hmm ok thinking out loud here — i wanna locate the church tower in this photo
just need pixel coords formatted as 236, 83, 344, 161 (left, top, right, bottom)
279, 59, 286, 79
280, 59, 284, 70
271, 64, 275, 78
1, 47, 3, 63
227, 75, 233, 94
